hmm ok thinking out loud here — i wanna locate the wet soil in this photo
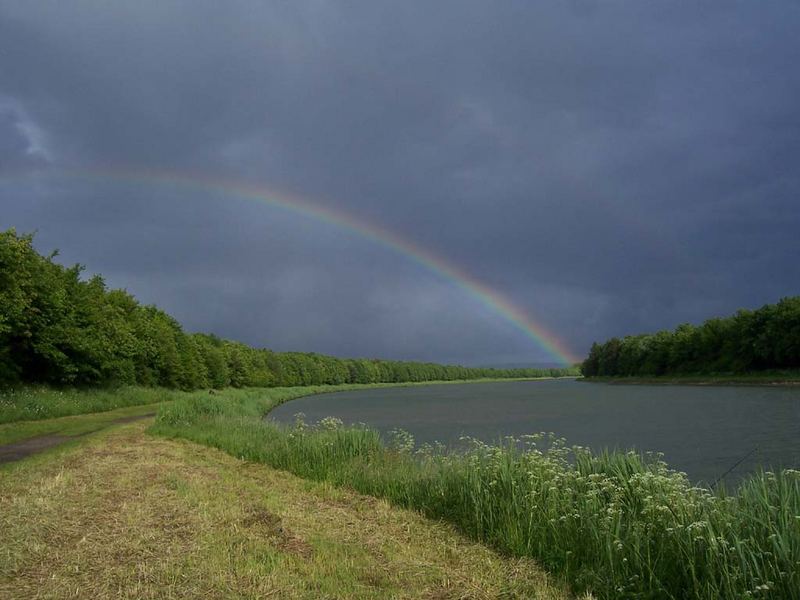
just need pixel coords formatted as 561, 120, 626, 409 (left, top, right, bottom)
0, 413, 156, 465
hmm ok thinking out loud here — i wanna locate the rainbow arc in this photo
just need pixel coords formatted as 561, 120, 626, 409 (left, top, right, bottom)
4, 167, 579, 365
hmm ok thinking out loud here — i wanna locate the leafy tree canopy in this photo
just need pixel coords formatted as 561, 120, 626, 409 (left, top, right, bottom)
0, 230, 577, 389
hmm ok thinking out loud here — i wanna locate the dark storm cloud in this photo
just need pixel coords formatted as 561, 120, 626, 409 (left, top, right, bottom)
2, 1, 799, 364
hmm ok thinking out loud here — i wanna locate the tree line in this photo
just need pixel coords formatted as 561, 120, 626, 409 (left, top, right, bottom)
0, 229, 575, 389
581, 297, 800, 377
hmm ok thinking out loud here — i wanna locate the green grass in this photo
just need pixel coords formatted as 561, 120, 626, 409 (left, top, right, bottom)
152, 388, 800, 599
0, 385, 191, 424
0, 377, 568, 426
0, 379, 562, 451
0, 401, 166, 447
0, 421, 569, 599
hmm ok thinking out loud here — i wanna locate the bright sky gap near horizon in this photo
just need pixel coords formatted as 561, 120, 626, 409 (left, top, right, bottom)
2, 3, 799, 365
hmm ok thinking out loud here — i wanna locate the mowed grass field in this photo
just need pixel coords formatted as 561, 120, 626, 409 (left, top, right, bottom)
0, 418, 571, 599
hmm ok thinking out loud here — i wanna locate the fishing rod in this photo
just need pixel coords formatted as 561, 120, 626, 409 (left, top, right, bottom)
711, 445, 759, 489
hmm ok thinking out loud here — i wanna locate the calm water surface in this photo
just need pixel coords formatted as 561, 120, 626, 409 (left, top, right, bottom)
268, 379, 800, 484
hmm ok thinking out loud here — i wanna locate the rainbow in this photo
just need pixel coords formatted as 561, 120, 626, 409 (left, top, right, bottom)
4, 167, 579, 365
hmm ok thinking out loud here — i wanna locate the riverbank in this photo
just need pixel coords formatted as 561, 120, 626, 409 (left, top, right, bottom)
581, 371, 800, 386
0, 376, 574, 426
151, 385, 800, 599
0, 419, 569, 599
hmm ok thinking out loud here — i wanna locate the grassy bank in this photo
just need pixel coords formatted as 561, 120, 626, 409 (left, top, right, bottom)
0, 376, 569, 426
0, 420, 569, 599
152, 388, 800, 599
582, 370, 800, 386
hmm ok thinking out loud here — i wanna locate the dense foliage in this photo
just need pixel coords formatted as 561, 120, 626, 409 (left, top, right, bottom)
0, 229, 574, 389
581, 297, 800, 377
154, 390, 800, 600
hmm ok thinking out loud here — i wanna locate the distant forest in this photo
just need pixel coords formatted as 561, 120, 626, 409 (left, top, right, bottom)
0, 230, 575, 389
581, 297, 800, 377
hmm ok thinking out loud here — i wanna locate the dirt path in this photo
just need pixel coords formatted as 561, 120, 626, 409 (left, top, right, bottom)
0, 413, 155, 465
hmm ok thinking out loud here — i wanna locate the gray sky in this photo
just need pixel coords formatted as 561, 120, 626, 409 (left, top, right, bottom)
2, 1, 799, 366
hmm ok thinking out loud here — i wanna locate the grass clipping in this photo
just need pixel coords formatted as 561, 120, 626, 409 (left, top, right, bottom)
0, 421, 567, 599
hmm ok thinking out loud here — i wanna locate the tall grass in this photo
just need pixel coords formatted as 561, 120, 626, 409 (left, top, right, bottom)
0, 378, 550, 425
0, 386, 189, 423
153, 391, 800, 599
0, 384, 373, 424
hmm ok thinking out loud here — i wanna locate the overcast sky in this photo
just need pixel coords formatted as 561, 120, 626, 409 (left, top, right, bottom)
2, 2, 799, 366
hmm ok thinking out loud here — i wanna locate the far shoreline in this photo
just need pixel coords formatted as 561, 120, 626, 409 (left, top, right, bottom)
581, 374, 800, 387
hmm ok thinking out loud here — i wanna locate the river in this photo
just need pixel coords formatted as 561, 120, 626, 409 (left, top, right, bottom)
268, 379, 800, 485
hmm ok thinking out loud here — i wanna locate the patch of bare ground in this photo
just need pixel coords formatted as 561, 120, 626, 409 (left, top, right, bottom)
0, 422, 573, 599
0, 413, 155, 465
0, 434, 77, 464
